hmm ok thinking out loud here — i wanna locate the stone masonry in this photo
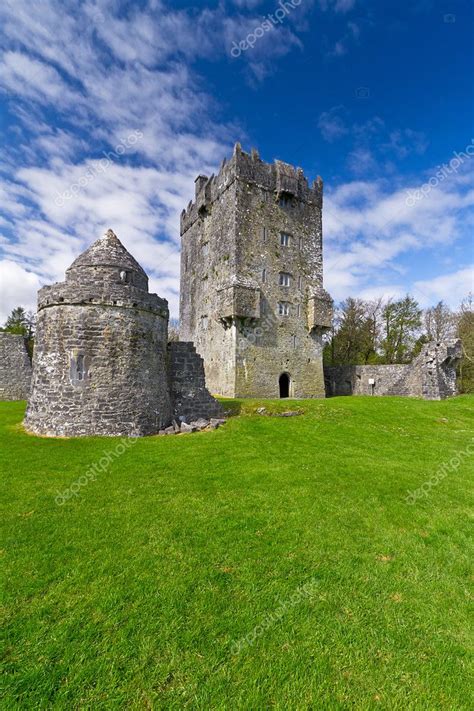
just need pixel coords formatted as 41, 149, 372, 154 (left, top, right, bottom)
0, 333, 32, 400
24, 230, 222, 437
324, 340, 462, 400
179, 143, 333, 398
168, 342, 225, 422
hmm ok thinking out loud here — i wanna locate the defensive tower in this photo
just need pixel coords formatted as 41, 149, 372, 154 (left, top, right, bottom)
179, 144, 333, 398
24, 230, 172, 436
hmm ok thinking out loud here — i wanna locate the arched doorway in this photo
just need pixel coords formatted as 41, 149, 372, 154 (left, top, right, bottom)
279, 372, 290, 398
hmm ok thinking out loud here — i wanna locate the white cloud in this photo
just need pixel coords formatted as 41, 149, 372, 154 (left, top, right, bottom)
413, 267, 474, 308
0, 260, 41, 322
318, 107, 348, 141
323, 160, 474, 305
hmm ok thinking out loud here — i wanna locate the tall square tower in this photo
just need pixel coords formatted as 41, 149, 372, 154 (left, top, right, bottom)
179, 144, 333, 398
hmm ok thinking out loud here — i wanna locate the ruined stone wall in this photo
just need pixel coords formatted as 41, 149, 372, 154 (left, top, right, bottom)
180, 144, 333, 398
324, 364, 411, 397
168, 342, 224, 422
0, 333, 32, 400
324, 340, 461, 400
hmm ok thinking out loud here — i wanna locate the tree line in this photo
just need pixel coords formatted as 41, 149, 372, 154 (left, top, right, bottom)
2, 297, 473, 393
323, 294, 473, 393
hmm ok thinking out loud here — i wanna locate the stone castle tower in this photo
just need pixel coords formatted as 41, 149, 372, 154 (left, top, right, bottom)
24, 230, 221, 437
25, 230, 172, 436
179, 144, 333, 398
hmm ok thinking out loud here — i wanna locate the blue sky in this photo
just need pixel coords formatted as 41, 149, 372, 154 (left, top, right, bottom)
0, 0, 472, 320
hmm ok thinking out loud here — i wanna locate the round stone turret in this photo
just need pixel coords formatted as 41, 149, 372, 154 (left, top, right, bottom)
24, 230, 172, 437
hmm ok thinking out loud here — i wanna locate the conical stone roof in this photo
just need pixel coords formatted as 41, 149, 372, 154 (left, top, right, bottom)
67, 229, 147, 277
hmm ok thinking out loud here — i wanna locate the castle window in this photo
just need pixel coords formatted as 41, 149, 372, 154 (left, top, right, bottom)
298, 276, 303, 289
201, 315, 208, 329
119, 270, 129, 283
262, 268, 266, 283
278, 302, 290, 316
279, 272, 291, 287
296, 304, 301, 317
70, 353, 87, 384
261, 300, 267, 316
280, 232, 290, 247
292, 335, 297, 349
279, 194, 292, 209
299, 237, 303, 250
76, 354, 85, 380
202, 242, 209, 257
262, 226, 267, 242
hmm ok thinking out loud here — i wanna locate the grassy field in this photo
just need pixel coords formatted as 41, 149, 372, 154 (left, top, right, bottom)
1, 396, 473, 710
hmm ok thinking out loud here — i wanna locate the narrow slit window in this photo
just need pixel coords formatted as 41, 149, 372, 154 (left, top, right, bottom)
76, 354, 85, 381
298, 276, 303, 289
262, 268, 266, 283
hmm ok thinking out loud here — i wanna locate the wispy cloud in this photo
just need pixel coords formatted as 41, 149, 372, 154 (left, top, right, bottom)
323, 159, 474, 306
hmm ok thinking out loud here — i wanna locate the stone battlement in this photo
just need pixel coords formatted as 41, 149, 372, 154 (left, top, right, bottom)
181, 143, 323, 234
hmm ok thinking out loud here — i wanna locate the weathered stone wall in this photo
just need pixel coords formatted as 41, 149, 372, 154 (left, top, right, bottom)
0, 333, 32, 400
180, 144, 333, 398
324, 340, 462, 400
324, 364, 411, 397
168, 342, 224, 421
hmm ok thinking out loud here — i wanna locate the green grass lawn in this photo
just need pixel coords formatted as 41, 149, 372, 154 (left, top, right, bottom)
1, 396, 473, 710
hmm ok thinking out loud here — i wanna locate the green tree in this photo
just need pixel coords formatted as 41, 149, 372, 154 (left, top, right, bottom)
380, 296, 422, 364
2, 306, 36, 356
424, 301, 455, 342
324, 298, 378, 366
457, 293, 474, 393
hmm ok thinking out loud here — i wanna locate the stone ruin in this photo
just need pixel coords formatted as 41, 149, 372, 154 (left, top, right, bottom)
324, 340, 462, 400
0, 333, 32, 400
23, 230, 223, 437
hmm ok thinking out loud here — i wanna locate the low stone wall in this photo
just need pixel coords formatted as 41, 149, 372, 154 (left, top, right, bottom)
324, 364, 410, 397
0, 333, 32, 400
168, 342, 224, 422
324, 340, 461, 401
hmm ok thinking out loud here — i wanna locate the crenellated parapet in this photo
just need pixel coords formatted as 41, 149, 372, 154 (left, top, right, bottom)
180, 143, 323, 234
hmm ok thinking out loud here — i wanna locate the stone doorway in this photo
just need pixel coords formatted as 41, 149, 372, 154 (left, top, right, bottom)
279, 372, 290, 398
